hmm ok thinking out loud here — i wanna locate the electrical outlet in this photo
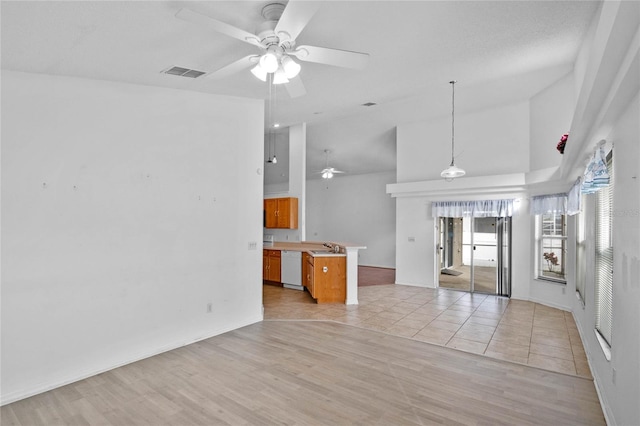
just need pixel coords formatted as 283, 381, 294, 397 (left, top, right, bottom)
206, 302, 212, 313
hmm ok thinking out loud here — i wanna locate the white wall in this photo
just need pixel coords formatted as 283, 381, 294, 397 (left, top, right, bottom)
395, 197, 435, 286
1, 71, 264, 404
306, 171, 396, 268
557, 1, 639, 421
529, 72, 576, 171
397, 101, 530, 183
573, 93, 639, 426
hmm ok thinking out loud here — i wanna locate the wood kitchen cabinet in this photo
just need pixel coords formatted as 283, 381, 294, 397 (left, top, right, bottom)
264, 197, 298, 229
263, 249, 281, 283
304, 254, 346, 304
303, 252, 314, 298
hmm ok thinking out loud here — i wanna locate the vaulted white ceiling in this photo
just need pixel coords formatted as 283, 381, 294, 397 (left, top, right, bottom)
1, 1, 600, 178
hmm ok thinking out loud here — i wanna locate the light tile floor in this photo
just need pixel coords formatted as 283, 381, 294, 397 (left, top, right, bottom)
263, 284, 592, 378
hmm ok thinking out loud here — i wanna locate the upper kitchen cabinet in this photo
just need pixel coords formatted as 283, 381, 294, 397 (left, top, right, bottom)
264, 197, 298, 229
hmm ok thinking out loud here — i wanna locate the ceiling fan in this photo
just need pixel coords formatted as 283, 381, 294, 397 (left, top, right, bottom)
317, 149, 346, 179
175, 1, 369, 98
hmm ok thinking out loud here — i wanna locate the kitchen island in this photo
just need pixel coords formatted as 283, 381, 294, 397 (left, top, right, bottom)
263, 241, 366, 304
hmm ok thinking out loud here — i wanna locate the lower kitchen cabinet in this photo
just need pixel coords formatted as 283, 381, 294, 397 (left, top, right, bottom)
304, 254, 346, 304
263, 249, 281, 283
303, 252, 314, 298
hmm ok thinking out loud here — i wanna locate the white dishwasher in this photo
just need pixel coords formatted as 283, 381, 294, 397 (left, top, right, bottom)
281, 250, 303, 290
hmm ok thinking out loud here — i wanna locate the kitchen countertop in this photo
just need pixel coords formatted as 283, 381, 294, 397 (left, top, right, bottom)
265, 242, 347, 257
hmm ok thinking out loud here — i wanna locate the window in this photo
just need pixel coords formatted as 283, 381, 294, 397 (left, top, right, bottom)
595, 152, 613, 346
575, 196, 587, 304
535, 213, 567, 283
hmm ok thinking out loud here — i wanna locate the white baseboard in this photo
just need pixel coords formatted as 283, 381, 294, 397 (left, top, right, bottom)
592, 369, 615, 426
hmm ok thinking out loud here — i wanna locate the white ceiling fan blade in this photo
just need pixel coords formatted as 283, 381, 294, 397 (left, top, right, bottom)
284, 75, 306, 98
176, 8, 264, 48
206, 55, 259, 80
274, 1, 320, 43
293, 45, 369, 70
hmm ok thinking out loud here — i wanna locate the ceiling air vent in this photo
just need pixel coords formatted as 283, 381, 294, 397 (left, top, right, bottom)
163, 66, 206, 79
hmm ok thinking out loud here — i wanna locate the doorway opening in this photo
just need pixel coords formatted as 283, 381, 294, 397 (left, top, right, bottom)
438, 216, 511, 296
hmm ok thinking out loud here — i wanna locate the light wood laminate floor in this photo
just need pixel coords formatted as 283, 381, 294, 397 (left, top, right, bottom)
264, 284, 592, 378
2, 320, 604, 425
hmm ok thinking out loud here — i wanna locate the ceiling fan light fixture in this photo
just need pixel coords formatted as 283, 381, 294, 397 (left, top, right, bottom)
281, 55, 301, 79
322, 170, 333, 179
273, 67, 289, 84
250, 64, 267, 81
259, 52, 278, 73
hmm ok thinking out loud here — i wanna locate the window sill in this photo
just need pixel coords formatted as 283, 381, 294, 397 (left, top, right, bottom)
534, 277, 567, 285
594, 329, 612, 361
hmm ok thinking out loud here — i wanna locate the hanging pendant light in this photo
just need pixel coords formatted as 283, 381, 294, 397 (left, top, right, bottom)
441, 80, 466, 180
265, 74, 281, 164
272, 134, 278, 163
271, 123, 279, 163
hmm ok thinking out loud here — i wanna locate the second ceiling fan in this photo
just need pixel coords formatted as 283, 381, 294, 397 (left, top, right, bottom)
318, 149, 345, 179
175, 1, 370, 98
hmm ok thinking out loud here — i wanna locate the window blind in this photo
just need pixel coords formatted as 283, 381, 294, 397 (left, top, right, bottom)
595, 153, 613, 346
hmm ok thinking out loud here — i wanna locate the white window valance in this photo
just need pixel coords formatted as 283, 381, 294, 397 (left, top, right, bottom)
530, 193, 567, 215
567, 178, 582, 216
582, 144, 610, 194
432, 199, 514, 218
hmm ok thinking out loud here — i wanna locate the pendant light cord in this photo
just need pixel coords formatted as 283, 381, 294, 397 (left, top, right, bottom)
450, 80, 456, 166
272, 78, 277, 161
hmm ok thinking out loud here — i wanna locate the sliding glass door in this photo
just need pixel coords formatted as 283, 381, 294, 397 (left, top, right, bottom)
438, 216, 511, 296
496, 217, 511, 296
